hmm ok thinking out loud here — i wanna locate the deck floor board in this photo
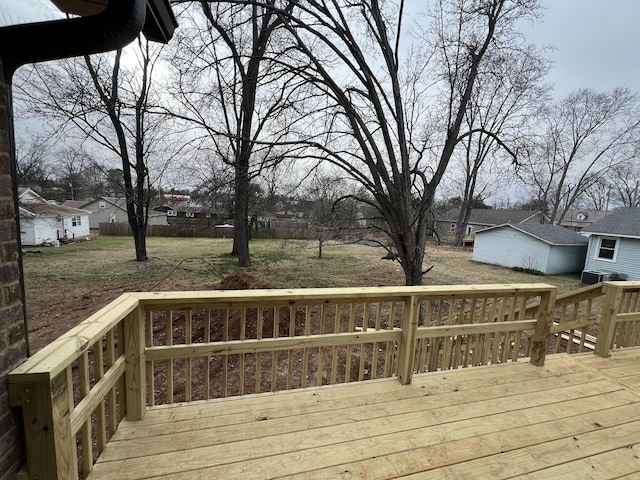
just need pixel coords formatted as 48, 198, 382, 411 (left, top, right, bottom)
87, 350, 640, 480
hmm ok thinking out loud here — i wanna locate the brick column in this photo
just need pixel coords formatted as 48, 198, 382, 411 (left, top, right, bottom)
0, 60, 27, 480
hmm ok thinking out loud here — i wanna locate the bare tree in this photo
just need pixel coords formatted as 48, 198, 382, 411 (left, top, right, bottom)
305, 174, 359, 259
275, 0, 539, 285
15, 136, 50, 188
607, 158, 640, 208
451, 44, 549, 245
16, 37, 177, 260
168, 1, 300, 266
517, 87, 640, 224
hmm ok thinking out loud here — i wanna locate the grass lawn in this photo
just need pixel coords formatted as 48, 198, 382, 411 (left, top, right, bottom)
22, 234, 583, 351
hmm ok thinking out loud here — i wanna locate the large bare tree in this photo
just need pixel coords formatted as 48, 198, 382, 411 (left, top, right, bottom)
451, 43, 549, 245
275, 0, 540, 285
16, 37, 176, 260
517, 87, 640, 224
168, 1, 300, 266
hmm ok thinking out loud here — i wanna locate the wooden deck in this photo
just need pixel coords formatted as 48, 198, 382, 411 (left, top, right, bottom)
87, 349, 640, 479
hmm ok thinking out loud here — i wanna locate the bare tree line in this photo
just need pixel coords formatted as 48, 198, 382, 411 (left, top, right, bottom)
13, 0, 640, 284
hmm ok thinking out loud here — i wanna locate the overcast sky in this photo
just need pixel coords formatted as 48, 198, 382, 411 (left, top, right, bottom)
522, 0, 640, 98
3, 0, 639, 100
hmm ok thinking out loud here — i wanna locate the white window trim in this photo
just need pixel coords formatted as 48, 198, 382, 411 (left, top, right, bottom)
98, 201, 106, 209
595, 236, 619, 262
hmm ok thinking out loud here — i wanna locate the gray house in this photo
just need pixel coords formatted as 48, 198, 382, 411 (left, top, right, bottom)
64, 197, 168, 229
580, 208, 640, 282
472, 223, 588, 275
436, 208, 548, 244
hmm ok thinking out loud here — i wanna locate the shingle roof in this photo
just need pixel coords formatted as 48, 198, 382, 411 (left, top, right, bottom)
477, 223, 588, 246
580, 208, 640, 238
20, 202, 90, 218
438, 208, 545, 226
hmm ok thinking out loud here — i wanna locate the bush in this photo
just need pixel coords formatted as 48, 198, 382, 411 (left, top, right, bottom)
512, 266, 545, 276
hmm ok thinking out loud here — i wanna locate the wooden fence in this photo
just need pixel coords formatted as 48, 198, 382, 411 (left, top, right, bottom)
98, 222, 316, 240
8, 281, 640, 479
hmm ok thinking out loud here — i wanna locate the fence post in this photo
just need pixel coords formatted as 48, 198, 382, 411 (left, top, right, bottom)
594, 283, 624, 358
530, 287, 557, 366
397, 295, 419, 385
124, 306, 146, 420
9, 372, 78, 480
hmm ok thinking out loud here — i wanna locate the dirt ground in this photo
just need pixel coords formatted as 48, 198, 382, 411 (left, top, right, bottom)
25, 272, 273, 353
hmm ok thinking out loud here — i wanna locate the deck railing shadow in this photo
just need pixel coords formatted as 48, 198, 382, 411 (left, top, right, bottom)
8, 281, 640, 479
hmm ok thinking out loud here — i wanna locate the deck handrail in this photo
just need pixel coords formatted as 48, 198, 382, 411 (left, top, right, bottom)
9, 281, 640, 480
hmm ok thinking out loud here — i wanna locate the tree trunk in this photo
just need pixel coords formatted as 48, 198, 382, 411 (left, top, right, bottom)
130, 217, 148, 261
232, 162, 251, 266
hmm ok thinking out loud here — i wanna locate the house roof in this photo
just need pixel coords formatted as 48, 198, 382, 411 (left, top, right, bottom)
20, 202, 90, 218
558, 209, 609, 228
438, 208, 546, 226
67, 197, 167, 218
580, 208, 640, 238
62, 200, 87, 209
476, 223, 589, 246
19, 188, 91, 218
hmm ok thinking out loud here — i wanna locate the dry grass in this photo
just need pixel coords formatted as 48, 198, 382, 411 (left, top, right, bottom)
22, 234, 583, 351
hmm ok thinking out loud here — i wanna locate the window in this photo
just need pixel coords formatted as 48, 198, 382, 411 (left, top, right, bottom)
109, 214, 116, 223
596, 237, 618, 261
98, 201, 106, 209
450, 223, 456, 232
167, 210, 177, 217
185, 212, 195, 218
72, 216, 81, 227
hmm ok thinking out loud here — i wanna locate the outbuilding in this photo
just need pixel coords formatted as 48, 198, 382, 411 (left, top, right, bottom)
472, 223, 588, 275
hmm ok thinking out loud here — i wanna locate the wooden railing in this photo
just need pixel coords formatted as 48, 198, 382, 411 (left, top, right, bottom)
8, 282, 640, 479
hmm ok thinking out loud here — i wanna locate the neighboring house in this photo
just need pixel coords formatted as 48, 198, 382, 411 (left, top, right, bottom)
435, 208, 548, 244
64, 197, 168, 229
580, 208, 640, 282
19, 188, 90, 246
472, 223, 588, 275
154, 200, 217, 228
558, 209, 609, 232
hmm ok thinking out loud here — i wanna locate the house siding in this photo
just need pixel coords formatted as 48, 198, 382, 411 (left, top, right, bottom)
21, 215, 60, 246
81, 199, 167, 228
83, 199, 129, 228
584, 236, 640, 280
473, 228, 552, 272
546, 244, 588, 275
473, 227, 586, 274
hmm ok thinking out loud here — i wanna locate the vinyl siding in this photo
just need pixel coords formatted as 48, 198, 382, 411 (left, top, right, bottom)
473, 227, 586, 274
473, 228, 551, 272
584, 235, 640, 280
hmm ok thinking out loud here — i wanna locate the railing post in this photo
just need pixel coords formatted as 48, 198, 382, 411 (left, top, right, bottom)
397, 295, 419, 385
9, 372, 78, 480
594, 283, 624, 358
124, 306, 146, 420
530, 287, 557, 366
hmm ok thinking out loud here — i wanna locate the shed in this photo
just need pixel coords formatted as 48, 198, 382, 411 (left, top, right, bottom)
580, 207, 640, 282
472, 223, 588, 275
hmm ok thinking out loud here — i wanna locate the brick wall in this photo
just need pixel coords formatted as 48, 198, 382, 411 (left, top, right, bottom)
0, 61, 27, 479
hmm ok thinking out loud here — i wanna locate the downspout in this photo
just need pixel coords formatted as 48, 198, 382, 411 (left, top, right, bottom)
0, 0, 148, 356
0, 0, 147, 80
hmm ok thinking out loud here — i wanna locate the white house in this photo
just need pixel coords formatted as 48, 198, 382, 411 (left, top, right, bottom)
580, 208, 640, 283
19, 188, 91, 246
64, 197, 168, 229
472, 223, 588, 275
